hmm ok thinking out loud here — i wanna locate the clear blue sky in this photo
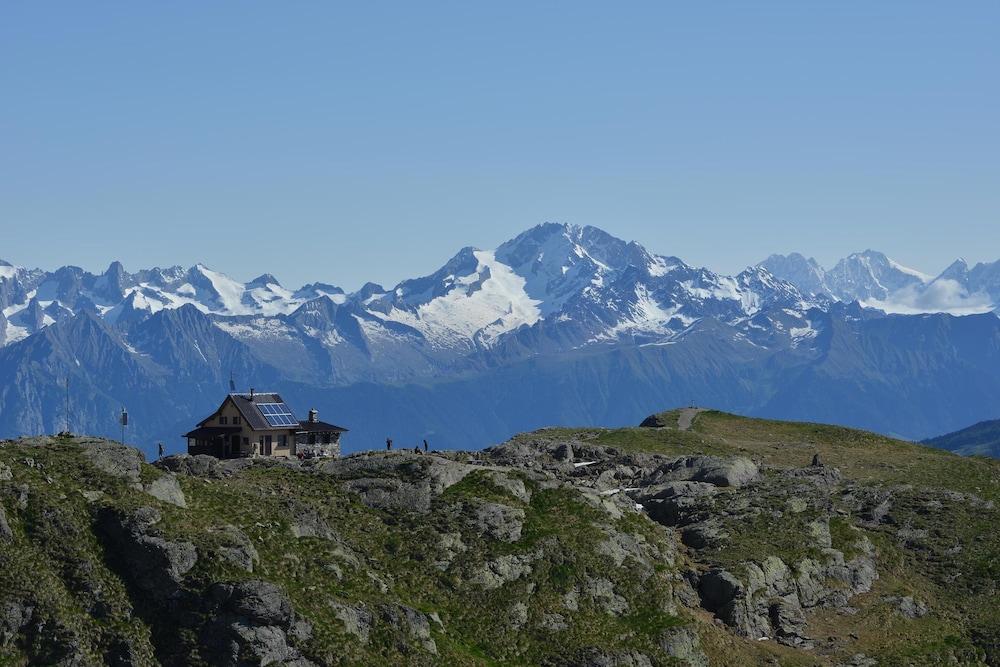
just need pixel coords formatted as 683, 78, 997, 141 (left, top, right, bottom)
2, 3, 997, 290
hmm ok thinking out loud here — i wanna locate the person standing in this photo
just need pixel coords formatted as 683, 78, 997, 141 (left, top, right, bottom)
158, 442, 164, 460
423, 439, 428, 453
386, 437, 393, 451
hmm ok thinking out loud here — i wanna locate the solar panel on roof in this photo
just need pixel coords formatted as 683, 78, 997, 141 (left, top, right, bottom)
256, 402, 298, 427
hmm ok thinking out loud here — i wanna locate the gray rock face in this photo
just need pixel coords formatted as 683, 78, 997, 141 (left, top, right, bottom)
554, 443, 574, 462
143, 473, 187, 508
885, 595, 928, 619
468, 502, 525, 542
658, 626, 709, 667
698, 543, 877, 642
156, 453, 221, 478
287, 503, 337, 540
481, 470, 532, 503
680, 521, 727, 549
329, 600, 373, 644
96, 506, 196, 599
769, 594, 810, 646
81, 440, 144, 482
210, 525, 259, 572
322, 453, 479, 513
653, 456, 759, 488
507, 602, 529, 629
573, 648, 653, 666
582, 576, 629, 616
469, 553, 535, 590
340, 475, 433, 513
378, 603, 438, 655
0, 600, 33, 649
0, 504, 12, 542
201, 581, 315, 667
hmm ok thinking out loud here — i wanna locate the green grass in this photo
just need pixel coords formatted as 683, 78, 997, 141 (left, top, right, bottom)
3, 411, 999, 666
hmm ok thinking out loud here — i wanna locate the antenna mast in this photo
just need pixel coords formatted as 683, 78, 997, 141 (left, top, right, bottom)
64, 376, 71, 434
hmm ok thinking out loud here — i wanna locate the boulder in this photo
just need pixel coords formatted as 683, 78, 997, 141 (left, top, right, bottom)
481, 470, 532, 503
156, 454, 220, 478
143, 473, 187, 508
646, 456, 759, 488
81, 440, 144, 482
287, 504, 337, 540
329, 600, 373, 644
885, 595, 928, 619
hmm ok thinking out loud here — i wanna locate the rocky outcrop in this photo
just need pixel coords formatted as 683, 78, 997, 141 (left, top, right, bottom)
697, 541, 877, 646
469, 553, 537, 590
0, 504, 12, 542
156, 453, 221, 478
142, 473, 187, 507
81, 439, 144, 482
210, 525, 259, 572
467, 502, 525, 542
96, 506, 196, 601
319, 453, 479, 513
200, 581, 316, 667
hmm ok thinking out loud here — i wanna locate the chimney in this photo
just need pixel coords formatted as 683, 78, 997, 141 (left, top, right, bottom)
308, 408, 317, 423
250, 387, 255, 399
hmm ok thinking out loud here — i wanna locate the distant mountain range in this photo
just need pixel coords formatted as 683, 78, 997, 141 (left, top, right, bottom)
2, 223, 1000, 456
760, 250, 1000, 315
923, 419, 1000, 458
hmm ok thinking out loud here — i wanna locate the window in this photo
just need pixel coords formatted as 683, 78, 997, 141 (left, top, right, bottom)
220, 416, 228, 425
279, 435, 287, 448
323, 433, 331, 445
233, 415, 240, 425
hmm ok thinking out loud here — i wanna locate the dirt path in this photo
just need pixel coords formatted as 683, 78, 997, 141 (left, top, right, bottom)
677, 407, 707, 431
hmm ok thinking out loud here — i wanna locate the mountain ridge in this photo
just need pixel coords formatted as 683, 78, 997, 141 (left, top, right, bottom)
2, 223, 1000, 454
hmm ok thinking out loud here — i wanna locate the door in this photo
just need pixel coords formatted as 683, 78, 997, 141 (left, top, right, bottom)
263, 435, 273, 456
230, 435, 240, 458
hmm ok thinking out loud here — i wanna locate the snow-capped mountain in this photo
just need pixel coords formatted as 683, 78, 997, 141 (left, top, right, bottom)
3, 223, 1000, 454
0, 223, 820, 354
761, 250, 1000, 315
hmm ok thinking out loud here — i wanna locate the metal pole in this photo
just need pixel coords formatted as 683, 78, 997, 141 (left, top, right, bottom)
65, 377, 70, 434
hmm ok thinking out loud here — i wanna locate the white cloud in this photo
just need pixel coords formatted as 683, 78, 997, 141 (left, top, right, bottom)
861, 279, 995, 316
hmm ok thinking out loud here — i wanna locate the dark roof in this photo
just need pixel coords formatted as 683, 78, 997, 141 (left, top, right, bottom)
183, 426, 241, 439
296, 419, 348, 433
195, 393, 348, 433
229, 392, 284, 430
197, 392, 285, 431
